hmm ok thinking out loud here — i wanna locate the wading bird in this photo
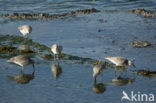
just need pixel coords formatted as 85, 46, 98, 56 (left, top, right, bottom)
51, 44, 63, 59
105, 56, 135, 67
18, 25, 32, 38
93, 62, 106, 82
7, 55, 34, 70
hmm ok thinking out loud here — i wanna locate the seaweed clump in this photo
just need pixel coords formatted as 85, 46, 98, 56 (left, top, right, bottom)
0, 45, 17, 53
132, 8, 156, 17
42, 54, 53, 60
132, 41, 151, 48
0, 34, 104, 65
0, 45, 36, 56
8, 35, 50, 52
20, 49, 35, 54
62, 53, 96, 64
0, 8, 100, 20
137, 69, 156, 77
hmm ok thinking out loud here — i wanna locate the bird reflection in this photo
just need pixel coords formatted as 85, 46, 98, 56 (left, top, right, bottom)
51, 63, 62, 79
106, 76, 135, 86
93, 80, 106, 94
8, 68, 35, 84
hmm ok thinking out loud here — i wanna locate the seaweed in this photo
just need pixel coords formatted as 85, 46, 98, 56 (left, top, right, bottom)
137, 69, 156, 77
0, 34, 98, 65
0, 8, 100, 20
132, 41, 151, 48
132, 8, 156, 17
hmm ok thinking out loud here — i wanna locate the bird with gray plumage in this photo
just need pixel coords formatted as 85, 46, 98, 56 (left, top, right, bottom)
51, 44, 63, 59
105, 56, 135, 67
7, 55, 34, 69
18, 25, 32, 38
93, 62, 106, 82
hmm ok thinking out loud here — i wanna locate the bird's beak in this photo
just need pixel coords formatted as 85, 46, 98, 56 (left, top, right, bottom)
7, 60, 10, 62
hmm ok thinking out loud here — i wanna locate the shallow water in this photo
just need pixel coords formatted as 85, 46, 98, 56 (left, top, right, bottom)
0, 0, 156, 103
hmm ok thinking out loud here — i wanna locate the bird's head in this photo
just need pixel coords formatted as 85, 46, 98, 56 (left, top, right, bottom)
128, 61, 136, 68
7, 58, 15, 62
18, 26, 22, 30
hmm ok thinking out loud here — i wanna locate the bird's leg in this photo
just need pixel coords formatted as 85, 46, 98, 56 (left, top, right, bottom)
21, 68, 24, 74
56, 54, 59, 60
114, 68, 117, 78
54, 54, 59, 62
94, 77, 97, 84
24, 35, 28, 41
24, 37, 26, 41
54, 54, 56, 60
32, 63, 35, 72
21, 66, 24, 72
58, 52, 62, 59
100, 73, 103, 83
57, 60, 60, 65
119, 71, 121, 77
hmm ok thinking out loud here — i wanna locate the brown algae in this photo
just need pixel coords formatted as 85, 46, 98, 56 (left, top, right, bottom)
132, 41, 151, 48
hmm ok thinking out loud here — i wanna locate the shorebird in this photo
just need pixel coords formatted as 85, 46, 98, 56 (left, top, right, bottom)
7, 55, 34, 69
51, 44, 63, 59
18, 25, 32, 38
105, 56, 135, 67
93, 62, 106, 82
